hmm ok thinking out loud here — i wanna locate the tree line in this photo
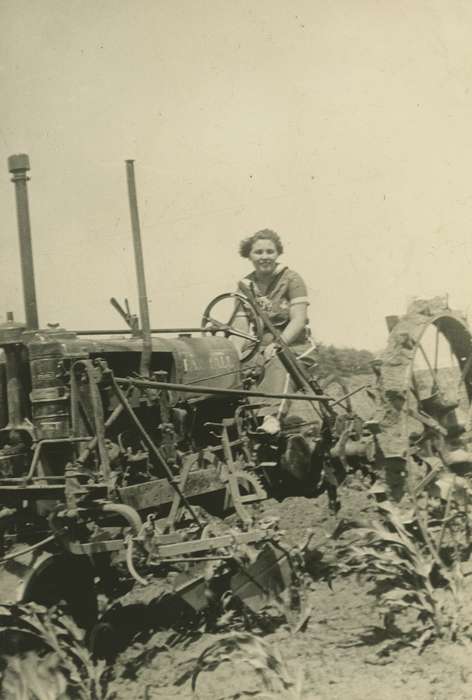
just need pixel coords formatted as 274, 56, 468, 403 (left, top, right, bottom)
314, 343, 375, 376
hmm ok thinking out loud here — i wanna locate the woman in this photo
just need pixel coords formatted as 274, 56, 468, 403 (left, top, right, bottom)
235, 229, 313, 424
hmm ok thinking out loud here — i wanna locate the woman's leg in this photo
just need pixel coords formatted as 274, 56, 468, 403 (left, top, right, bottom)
254, 343, 312, 419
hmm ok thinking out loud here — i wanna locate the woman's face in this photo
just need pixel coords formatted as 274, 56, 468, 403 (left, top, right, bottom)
248, 238, 279, 275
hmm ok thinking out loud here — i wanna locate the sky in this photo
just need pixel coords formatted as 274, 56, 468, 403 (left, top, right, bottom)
2, 0, 472, 352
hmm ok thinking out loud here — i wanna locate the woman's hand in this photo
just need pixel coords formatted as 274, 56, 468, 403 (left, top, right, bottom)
263, 342, 277, 362
261, 304, 309, 362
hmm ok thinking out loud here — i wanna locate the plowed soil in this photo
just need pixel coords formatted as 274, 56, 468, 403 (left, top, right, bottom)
107, 484, 472, 700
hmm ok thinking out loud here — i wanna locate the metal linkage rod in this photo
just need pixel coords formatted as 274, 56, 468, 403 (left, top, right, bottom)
110, 377, 203, 529
115, 376, 332, 402
187, 367, 242, 384
76, 402, 125, 465
330, 384, 369, 408
74, 327, 211, 336
73, 325, 249, 337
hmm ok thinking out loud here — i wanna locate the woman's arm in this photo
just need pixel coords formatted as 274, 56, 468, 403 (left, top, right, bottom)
231, 311, 250, 356
263, 302, 308, 360
280, 302, 308, 345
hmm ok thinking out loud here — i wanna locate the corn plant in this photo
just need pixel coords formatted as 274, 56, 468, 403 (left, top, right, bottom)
0, 603, 112, 700
342, 492, 472, 652
255, 540, 315, 635
2, 652, 69, 700
190, 632, 313, 700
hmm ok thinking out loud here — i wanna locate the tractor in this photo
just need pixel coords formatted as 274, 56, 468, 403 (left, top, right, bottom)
1, 155, 471, 638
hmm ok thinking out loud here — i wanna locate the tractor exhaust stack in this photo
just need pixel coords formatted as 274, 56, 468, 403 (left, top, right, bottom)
8, 154, 39, 330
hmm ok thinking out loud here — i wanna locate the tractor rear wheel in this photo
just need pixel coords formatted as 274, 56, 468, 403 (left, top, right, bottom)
375, 297, 472, 500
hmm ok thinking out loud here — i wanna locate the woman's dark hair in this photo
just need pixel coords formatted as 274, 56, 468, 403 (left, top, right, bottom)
239, 229, 284, 258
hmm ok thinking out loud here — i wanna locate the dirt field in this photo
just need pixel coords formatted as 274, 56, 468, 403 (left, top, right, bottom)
107, 483, 472, 700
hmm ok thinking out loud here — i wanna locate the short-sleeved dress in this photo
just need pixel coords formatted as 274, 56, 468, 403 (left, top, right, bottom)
238, 265, 312, 418
240, 265, 310, 345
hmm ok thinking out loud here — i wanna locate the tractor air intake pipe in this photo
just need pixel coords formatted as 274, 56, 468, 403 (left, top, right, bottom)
8, 154, 39, 330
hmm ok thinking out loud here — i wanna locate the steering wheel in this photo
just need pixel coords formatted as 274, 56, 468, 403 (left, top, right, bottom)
201, 292, 263, 362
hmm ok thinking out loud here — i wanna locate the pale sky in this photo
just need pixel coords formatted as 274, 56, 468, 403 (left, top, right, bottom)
2, 0, 472, 351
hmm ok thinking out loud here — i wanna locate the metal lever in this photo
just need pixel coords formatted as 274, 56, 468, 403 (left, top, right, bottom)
110, 297, 139, 334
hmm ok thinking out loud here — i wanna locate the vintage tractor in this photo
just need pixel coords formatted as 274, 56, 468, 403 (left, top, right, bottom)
1, 155, 472, 637
0, 156, 349, 631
